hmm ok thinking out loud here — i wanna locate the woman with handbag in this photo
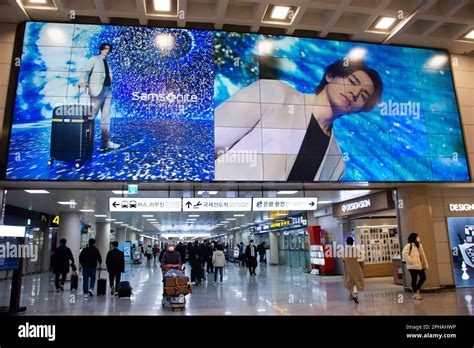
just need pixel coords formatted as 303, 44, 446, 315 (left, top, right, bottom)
402, 233, 429, 300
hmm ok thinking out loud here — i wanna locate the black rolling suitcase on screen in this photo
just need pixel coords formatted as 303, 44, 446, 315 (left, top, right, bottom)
97, 269, 107, 296
117, 281, 132, 298
49, 88, 94, 169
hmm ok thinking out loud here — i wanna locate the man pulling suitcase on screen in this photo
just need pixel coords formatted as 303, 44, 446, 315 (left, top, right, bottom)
79, 42, 120, 151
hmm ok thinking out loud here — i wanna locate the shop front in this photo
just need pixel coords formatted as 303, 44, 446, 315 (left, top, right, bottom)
330, 191, 401, 282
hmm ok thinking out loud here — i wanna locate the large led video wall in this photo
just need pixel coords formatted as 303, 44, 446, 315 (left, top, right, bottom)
5, 22, 470, 182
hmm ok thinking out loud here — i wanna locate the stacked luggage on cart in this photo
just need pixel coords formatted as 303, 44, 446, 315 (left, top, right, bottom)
162, 264, 191, 311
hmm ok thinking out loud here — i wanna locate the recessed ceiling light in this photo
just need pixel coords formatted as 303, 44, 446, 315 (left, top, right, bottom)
142, 215, 154, 218
187, 219, 197, 221
24, 190, 49, 194
271, 5, 290, 20
277, 190, 298, 194
188, 214, 200, 217
114, 221, 123, 224
464, 30, 474, 40
226, 218, 236, 221
58, 201, 77, 205
220, 221, 230, 224
374, 16, 396, 30
105, 219, 116, 222
233, 214, 245, 217
29, 0, 47, 3
153, 0, 171, 12
95, 215, 107, 218
147, 219, 157, 221
80, 209, 94, 213
197, 191, 218, 195
111, 190, 126, 194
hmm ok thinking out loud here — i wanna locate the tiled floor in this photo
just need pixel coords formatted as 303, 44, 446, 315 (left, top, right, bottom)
0, 261, 472, 315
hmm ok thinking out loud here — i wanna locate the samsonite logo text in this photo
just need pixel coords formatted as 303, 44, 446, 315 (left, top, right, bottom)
18, 322, 55, 341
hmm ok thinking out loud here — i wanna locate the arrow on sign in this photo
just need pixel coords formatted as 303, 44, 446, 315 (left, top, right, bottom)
185, 201, 192, 209
309, 201, 315, 207
112, 201, 120, 208
194, 201, 202, 207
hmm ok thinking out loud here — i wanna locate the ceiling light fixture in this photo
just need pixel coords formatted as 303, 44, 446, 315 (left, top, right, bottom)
80, 209, 94, 213
111, 190, 126, 194
277, 190, 298, 194
271, 5, 290, 20
153, 0, 171, 12
188, 214, 200, 217
374, 16, 396, 30
105, 219, 116, 222
94, 215, 107, 218
197, 191, 218, 195
465, 30, 474, 40
233, 214, 245, 217
58, 201, 77, 205
142, 215, 154, 218
24, 190, 49, 194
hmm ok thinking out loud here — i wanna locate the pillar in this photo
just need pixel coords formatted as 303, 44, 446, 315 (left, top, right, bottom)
397, 185, 440, 289
57, 212, 82, 270
115, 227, 126, 243
128, 230, 137, 242
269, 231, 279, 265
234, 231, 242, 245
41, 228, 50, 272
95, 222, 111, 269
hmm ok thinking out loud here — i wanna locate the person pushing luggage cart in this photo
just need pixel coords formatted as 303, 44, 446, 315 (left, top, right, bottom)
161, 243, 191, 311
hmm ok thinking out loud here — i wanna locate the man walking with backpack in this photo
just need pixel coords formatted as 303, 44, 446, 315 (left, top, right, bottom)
106, 241, 125, 296
79, 238, 102, 298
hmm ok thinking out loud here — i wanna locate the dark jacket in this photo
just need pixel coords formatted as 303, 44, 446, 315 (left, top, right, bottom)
245, 245, 258, 267
51, 245, 75, 274
162, 250, 182, 265
177, 245, 186, 262
257, 244, 266, 255
189, 245, 202, 268
79, 245, 102, 268
106, 248, 125, 273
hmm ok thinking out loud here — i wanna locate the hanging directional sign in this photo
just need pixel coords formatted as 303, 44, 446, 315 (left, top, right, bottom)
183, 198, 252, 212
109, 198, 182, 212
252, 197, 318, 211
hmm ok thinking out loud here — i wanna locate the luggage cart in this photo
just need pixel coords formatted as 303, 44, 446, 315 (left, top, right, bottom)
161, 264, 191, 311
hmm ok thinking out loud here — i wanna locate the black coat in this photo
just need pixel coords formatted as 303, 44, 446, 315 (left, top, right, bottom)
79, 245, 102, 268
106, 248, 125, 273
188, 245, 202, 268
162, 251, 182, 265
245, 245, 258, 267
51, 245, 75, 274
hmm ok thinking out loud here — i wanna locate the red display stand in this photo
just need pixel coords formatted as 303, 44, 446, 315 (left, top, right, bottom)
308, 225, 334, 275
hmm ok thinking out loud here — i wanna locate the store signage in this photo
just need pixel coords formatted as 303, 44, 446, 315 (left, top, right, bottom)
332, 191, 393, 217
183, 198, 252, 212
252, 198, 318, 211
108, 198, 182, 212
255, 215, 307, 232
449, 204, 474, 212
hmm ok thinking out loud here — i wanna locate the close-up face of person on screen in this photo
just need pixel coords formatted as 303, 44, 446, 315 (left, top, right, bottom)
315, 59, 383, 116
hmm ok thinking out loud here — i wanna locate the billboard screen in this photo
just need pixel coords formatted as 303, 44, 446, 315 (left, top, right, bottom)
5, 22, 469, 182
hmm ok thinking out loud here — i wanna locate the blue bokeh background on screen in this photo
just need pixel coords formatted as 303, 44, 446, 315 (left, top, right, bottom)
6, 22, 470, 182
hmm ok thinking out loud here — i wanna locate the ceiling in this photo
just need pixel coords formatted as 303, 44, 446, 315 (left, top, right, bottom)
4, 188, 377, 237
0, 0, 473, 55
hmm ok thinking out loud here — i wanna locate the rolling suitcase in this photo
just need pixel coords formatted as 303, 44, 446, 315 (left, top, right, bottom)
70, 273, 78, 291
49, 87, 94, 169
97, 269, 107, 296
117, 281, 132, 298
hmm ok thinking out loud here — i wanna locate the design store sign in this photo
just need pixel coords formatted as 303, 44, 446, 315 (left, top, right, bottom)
332, 191, 394, 218
446, 200, 474, 216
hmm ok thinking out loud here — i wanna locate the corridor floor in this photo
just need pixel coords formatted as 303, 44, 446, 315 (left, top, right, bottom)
0, 261, 472, 315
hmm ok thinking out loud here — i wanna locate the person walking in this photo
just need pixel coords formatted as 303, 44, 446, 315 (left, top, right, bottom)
161, 243, 182, 267
79, 238, 102, 298
106, 241, 125, 296
245, 240, 258, 276
212, 244, 225, 284
189, 241, 203, 286
206, 242, 214, 274
152, 244, 160, 261
343, 237, 364, 303
239, 242, 246, 267
145, 245, 152, 263
402, 233, 429, 300
257, 242, 267, 264
51, 238, 76, 292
